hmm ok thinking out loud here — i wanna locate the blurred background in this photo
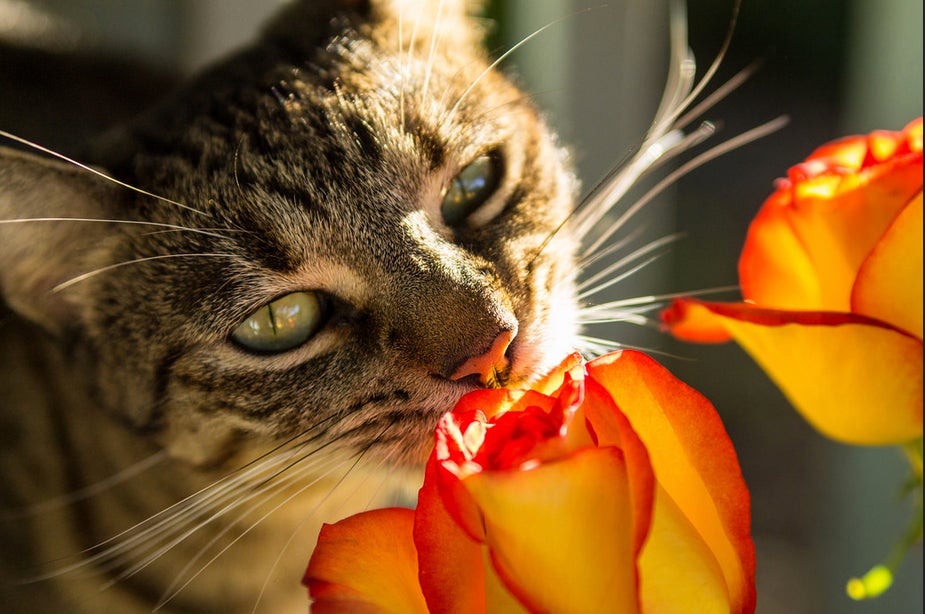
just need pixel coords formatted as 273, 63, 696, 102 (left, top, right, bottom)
1, 0, 922, 611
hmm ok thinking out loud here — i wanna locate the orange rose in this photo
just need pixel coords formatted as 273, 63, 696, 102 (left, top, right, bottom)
664, 118, 923, 446
304, 351, 755, 613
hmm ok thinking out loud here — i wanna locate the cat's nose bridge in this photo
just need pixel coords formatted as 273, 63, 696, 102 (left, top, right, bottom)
383, 252, 519, 384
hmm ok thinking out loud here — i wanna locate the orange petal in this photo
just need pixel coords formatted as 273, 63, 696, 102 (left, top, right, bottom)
662, 297, 735, 342
414, 459, 490, 614
739, 188, 822, 310
463, 447, 641, 613
305, 508, 428, 614
581, 377, 656, 557
673, 300, 923, 445
852, 192, 923, 339
639, 486, 732, 612
740, 123, 923, 311
586, 350, 756, 614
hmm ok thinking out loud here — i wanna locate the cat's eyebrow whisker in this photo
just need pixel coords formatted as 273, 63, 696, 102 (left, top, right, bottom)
570, 123, 709, 247
444, 8, 593, 126
51, 253, 239, 293
419, 0, 446, 106
0, 217, 230, 240
578, 116, 788, 262
0, 130, 208, 217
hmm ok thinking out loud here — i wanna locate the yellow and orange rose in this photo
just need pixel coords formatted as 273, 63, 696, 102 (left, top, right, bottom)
304, 351, 755, 613
664, 118, 923, 446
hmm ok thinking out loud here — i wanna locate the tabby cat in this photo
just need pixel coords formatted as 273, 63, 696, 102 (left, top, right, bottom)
0, 0, 730, 611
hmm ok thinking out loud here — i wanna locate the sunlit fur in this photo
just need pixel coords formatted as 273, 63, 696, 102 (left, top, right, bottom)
0, 0, 776, 611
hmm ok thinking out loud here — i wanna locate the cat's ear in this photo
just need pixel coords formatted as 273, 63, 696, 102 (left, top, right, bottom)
0, 146, 122, 334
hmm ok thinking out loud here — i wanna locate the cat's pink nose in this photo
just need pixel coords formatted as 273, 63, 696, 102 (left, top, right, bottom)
449, 329, 514, 388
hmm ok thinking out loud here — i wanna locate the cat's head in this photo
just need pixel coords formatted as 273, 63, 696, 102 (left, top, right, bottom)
0, 0, 579, 467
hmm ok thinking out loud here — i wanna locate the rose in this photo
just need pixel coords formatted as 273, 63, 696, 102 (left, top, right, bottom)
664, 118, 923, 446
304, 351, 755, 613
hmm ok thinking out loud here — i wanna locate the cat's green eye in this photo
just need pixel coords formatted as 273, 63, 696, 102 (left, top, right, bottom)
441, 154, 502, 226
232, 292, 324, 353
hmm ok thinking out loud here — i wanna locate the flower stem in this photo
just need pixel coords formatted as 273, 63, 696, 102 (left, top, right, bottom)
846, 442, 923, 600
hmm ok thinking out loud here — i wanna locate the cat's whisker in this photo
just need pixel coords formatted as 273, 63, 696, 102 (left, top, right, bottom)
0, 451, 168, 521
21, 427, 335, 582
580, 284, 740, 318
102, 434, 338, 561
443, 8, 592, 127
673, 60, 761, 132
140, 448, 347, 596
578, 332, 695, 361
156, 443, 375, 612
0, 217, 230, 240
578, 234, 681, 299
579, 253, 664, 302
578, 116, 788, 262
249, 444, 395, 614
419, 0, 446, 106
649, 0, 739, 139
398, 0, 406, 134
0, 130, 207, 217
51, 253, 239, 293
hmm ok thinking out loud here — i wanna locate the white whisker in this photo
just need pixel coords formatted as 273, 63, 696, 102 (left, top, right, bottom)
52, 253, 239, 293
0, 217, 229, 239
419, 0, 445, 105
249, 448, 393, 614
155, 448, 371, 612
398, 0, 406, 134
581, 285, 740, 316
1, 451, 168, 520
578, 234, 682, 298
673, 60, 760, 132
0, 130, 207, 217
444, 9, 592, 124
579, 116, 788, 261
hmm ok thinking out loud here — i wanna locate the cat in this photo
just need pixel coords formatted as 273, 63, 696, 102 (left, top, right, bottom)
0, 0, 584, 611
0, 0, 759, 611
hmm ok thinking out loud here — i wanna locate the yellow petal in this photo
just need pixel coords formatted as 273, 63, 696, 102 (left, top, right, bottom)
639, 486, 731, 613
740, 121, 923, 312
587, 351, 756, 614
464, 447, 640, 613
676, 301, 923, 445
852, 192, 923, 339
305, 508, 428, 614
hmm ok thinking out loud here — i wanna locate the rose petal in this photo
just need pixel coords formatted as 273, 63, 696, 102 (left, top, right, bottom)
414, 460, 492, 614
852, 191, 923, 339
639, 486, 731, 613
586, 350, 756, 614
304, 508, 428, 614
668, 300, 923, 445
581, 376, 656, 557
464, 447, 641, 613
739, 123, 923, 311
661, 297, 735, 342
